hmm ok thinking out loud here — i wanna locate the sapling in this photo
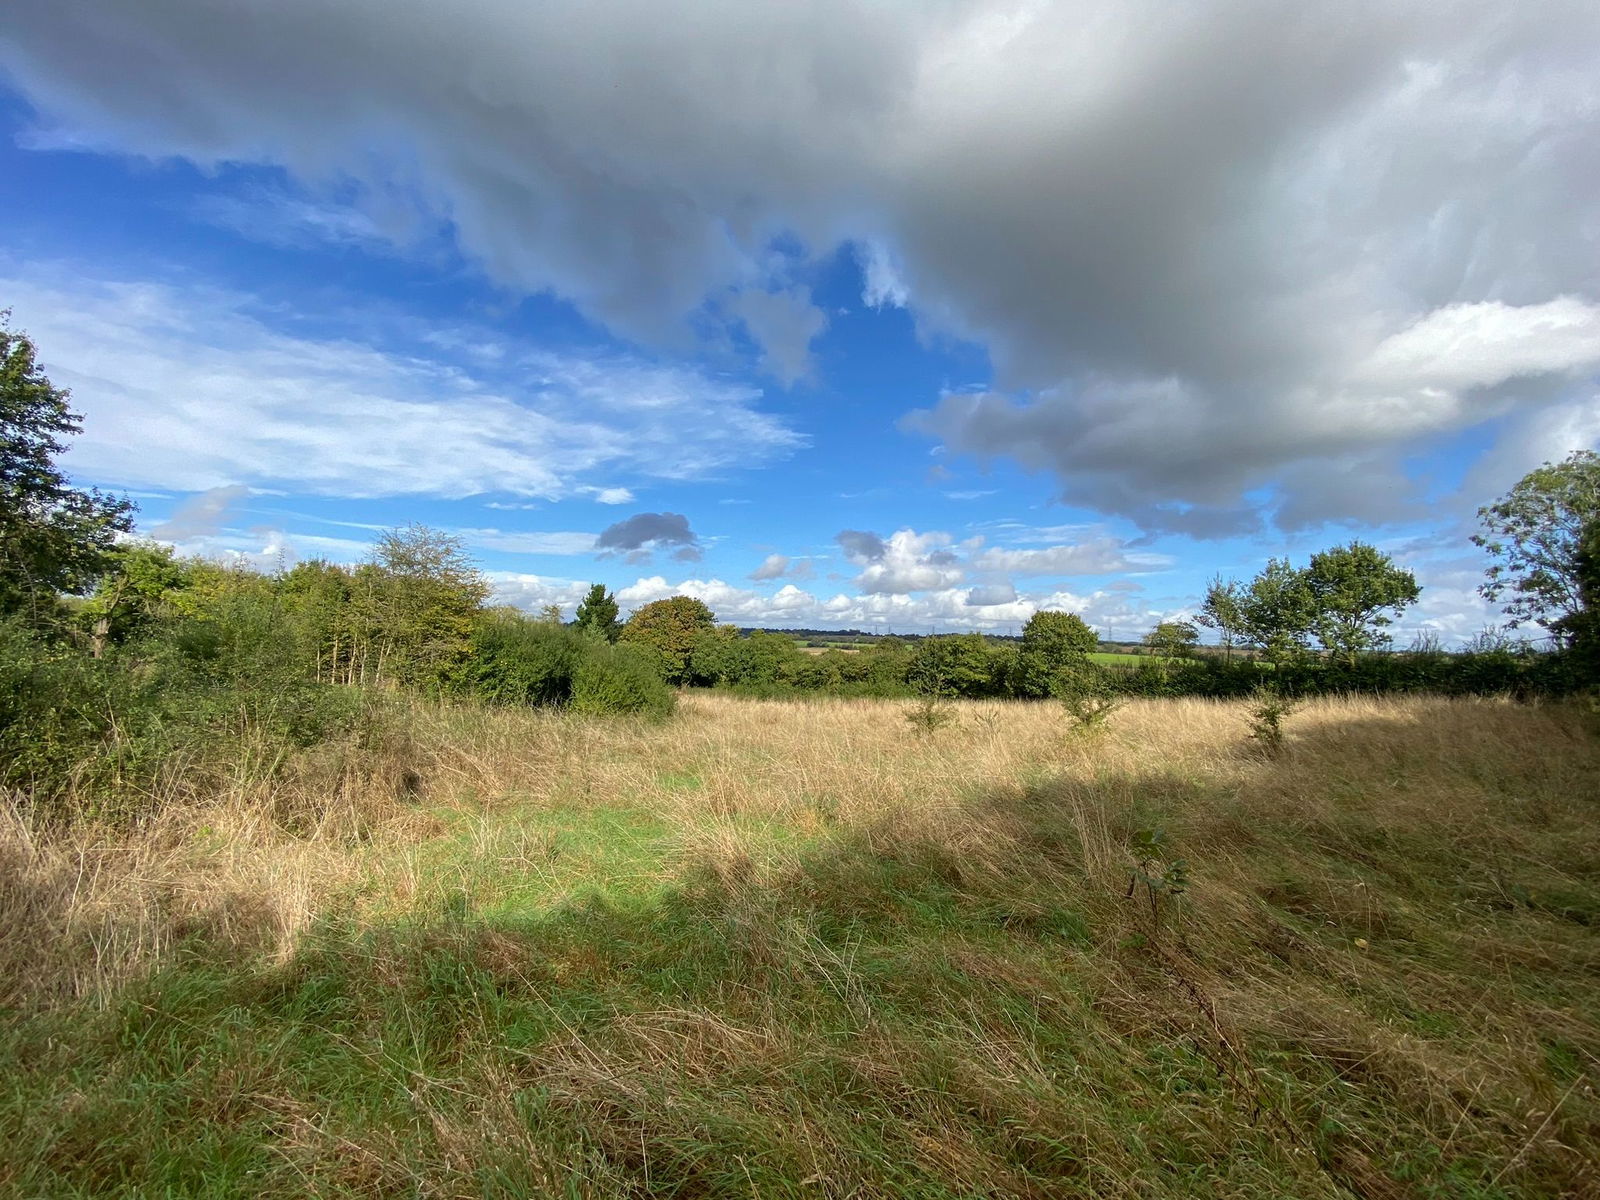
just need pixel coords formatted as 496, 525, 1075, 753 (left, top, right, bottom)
1246, 687, 1296, 757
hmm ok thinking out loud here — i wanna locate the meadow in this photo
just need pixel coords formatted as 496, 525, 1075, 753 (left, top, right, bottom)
3, 690, 1597, 1198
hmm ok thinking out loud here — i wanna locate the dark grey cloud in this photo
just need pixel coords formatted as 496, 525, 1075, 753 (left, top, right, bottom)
836, 530, 887, 564
7, 1, 1599, 527
596, 511, 701, 562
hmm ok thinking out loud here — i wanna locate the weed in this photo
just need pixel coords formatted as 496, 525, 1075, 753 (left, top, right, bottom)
904, 694, 957, 738
1246, 687, 1297, 757
1125, 825, 1190, 922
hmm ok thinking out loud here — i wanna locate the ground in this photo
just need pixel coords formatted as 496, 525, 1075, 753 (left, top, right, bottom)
2, 693, 1597, 1198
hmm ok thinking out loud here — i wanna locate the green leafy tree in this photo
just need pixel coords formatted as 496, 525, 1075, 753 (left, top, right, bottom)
1143, 619, 1200, 659
1473, 450, 1600, 646
1012, 610, 1098, 698
907, 632, 1001, 697
1303, 541, 1420, 665
619, 595, 716, 684
1196, 575, 1246, 661
1237, 558, 1317, 665
80, 540, 191, 657
573, 583, 621, 641
687, 624, 740, 685
369, 524, 489, 690
0, 314, 134, 624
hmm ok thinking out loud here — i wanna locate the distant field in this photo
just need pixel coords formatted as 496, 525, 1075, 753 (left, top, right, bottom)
4, 693, 1596, 1197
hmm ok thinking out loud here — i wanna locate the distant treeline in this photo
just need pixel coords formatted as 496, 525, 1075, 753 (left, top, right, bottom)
681, 623, 1588, 702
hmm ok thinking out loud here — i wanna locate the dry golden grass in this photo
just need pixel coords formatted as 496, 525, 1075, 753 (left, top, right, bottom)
3, 690, 1591, 1006
3, 690, 1597, 1197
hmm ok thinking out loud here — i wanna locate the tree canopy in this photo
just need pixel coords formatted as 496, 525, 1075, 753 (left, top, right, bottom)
1204, 544, 1419, 664
619, 595, 717, 684
573, 583, 621, 641
1473, 450, 1600, 647
0, 314, 133, 624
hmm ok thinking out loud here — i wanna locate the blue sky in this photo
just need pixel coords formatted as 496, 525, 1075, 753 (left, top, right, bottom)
3, 2, 1598, 642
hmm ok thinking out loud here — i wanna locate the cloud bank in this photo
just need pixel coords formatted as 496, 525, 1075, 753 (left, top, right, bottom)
4, 0, 1597, 528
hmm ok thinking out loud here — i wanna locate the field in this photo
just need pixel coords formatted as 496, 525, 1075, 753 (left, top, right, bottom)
3, 692, 1598, 1198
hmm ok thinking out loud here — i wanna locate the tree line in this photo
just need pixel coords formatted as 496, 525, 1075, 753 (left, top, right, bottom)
2, 310, 1597, 818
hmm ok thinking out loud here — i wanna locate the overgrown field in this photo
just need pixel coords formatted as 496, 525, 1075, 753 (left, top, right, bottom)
2, 693, 1598, 1198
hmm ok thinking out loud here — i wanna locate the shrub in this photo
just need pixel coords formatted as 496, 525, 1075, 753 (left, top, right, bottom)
904, 695, 957, 737
1246, 687, 1296, 757
571, 642, 676, 718
466, 612, 586, 707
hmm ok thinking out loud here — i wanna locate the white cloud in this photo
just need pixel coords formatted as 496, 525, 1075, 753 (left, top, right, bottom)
748, 553, 789, 581
972, 539, 1170, 576
456, 529, 599, 556
583, 486, 636, 505
7, 1, 1597, 527
6, 266, 801, 500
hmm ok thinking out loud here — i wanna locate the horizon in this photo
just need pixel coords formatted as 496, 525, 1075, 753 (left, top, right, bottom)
4, 2, 1597, 646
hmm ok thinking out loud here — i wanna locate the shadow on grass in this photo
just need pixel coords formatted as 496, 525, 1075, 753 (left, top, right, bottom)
4, 720, 1600, 1199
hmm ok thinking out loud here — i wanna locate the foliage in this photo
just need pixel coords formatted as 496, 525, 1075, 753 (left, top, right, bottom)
79, 541, 195, 657
573, 582, 621, 642
1143, 619, 1199, 659
1474, 450, 1600, 648
907, 632, 1002, 697
1125, 826, 1190, 923
903, 694, 957, 737
620, 595, 717, 685
367, 525, 489, 692
0, 314, 134, 625
571, 641, 676, 718
465, 610, 587, 707
1237, 557, 1317, 664
1303, 541, 1420, 664
1058, 661, 1122, 732
1245, 687, 1296, 757
1013, 610, 1098, 697
1196, 574, 1247, 660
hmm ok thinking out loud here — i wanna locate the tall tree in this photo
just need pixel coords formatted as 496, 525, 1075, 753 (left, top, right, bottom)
1473, 450, 1600, 646
619, 595, 716, 684
1012, 610, 1098, 697
0, 313, 133, 624
573, 583, 620, 641
369, 524, 489, 690
1237, 558, 1317, 665
1196, 575, 1246, 661
1303, 541, 1420, 665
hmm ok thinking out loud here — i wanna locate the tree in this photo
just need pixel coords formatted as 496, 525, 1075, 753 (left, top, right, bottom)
1012, 610, 1098, 698
0, 314, 134, 623
368, 524, 489, 690
907, 633, 1001, 697
619, 595, 716, 684
1302, 541, 1420, 665
537, 603, 564, 625
1196, 575, 1246, 661
1473, 450, 1600, 646
1144, 619, 1200, 659
573, 583, 620, 641
80, 540, 191, 658
1238, 558, 1317, 665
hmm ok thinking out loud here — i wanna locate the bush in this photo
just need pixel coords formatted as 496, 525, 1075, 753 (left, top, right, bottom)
571, 642, 676, 718
0, 617, 118, 799
465, 612, 586, 707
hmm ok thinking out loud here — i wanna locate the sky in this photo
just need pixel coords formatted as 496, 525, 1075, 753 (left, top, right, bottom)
2, 1, 1598, 643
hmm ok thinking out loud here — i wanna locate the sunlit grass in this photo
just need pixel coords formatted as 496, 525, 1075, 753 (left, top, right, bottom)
2, 692, 1597, 1197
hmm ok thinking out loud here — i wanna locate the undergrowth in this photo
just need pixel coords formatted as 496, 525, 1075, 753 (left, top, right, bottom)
2, 693, 1597, 1198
